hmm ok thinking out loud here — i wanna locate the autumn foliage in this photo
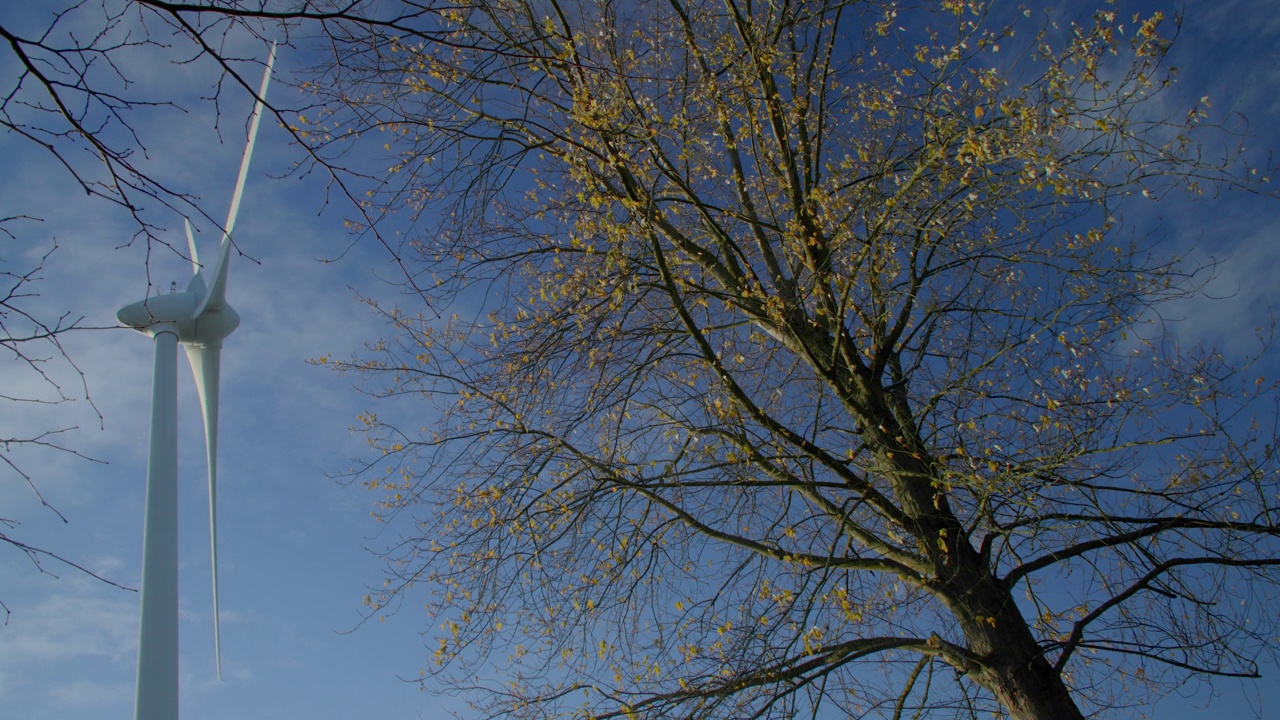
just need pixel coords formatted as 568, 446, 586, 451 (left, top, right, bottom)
264, 0, 1279, 717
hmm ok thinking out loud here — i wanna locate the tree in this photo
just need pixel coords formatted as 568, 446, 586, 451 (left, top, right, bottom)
181, 0, 1277, 717
10, 0, 1280, 717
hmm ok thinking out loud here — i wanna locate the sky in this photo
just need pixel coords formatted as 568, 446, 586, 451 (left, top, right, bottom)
1, 1, 1279, 719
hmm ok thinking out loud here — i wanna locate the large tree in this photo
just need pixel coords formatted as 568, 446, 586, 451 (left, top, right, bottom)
22, 0, 1280, 717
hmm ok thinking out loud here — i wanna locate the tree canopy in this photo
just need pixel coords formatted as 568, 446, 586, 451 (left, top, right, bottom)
6, 0, 1280, 717
277, 1, 1280, 717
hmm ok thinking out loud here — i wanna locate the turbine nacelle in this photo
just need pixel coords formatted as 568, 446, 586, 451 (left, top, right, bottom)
117, 261, 241, 347
117, 292, 199, 330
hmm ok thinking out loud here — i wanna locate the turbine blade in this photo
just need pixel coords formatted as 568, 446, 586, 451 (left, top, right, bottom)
185, 219, 200, 275
184, 220, 208, 297
194, 42, 275, 319
192, 235, 230, 316
222, 43, 276, 245
185, 343, 224, 681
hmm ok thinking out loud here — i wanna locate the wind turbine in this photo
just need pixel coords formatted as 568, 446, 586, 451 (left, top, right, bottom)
117, 45, 275, 720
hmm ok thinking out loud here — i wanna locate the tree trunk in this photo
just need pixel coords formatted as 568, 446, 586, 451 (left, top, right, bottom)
940, 530, 1086, 720
988, 659, 1088, 720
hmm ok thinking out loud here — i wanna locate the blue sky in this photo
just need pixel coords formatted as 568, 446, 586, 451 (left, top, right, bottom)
2, 1, 1279, 718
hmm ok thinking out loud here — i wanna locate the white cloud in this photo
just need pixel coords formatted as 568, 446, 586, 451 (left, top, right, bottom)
0, 586, 136, 664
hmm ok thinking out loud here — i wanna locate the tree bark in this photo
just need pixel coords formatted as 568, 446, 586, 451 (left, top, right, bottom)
951, 549, 1086, 720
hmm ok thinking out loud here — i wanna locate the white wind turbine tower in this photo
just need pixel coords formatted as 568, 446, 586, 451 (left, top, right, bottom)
117, 45, 275, 720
